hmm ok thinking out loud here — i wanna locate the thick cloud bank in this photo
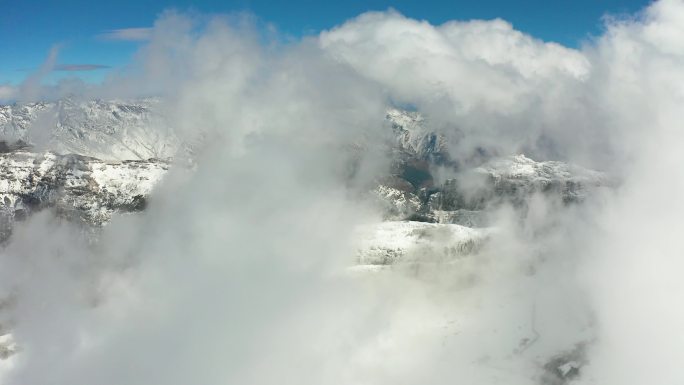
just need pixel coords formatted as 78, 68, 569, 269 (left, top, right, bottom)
2, 1, 684, 384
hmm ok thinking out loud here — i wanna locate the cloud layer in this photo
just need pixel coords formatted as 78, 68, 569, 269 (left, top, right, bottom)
3, 1, 684, 384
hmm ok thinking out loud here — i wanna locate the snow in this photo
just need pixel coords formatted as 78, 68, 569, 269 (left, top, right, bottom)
0, 151, 169, 226
0, 98, 181, 161
372, 185, 422, 220
477, 154, 606, 185
0, 99, 610, 381
386, 108, 447, 159
354, 221, 491, 265
90, 161, 167, 197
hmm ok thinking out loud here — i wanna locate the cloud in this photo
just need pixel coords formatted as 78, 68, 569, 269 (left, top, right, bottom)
15, 44, 61, 102
98, 27, 153, 41
0, 85, 15, 102
6, 45, 104, 103
319, 11, 596, 166
53, 64, 110, 71
3, 1, 684, 384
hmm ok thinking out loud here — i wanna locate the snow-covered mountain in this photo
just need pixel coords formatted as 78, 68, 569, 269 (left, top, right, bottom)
386, 108, 450, 162
354, 220, 490, 266
0, 150, 168, 240
0, 98, 612, 381
0, 98, 609, 242
373, 153, 608, 223
0, 98, 180, 161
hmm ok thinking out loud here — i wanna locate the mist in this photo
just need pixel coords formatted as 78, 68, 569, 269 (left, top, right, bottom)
2, 1, 684, 384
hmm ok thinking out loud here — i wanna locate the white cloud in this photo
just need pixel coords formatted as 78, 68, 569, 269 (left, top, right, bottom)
3, 1, 684, 384
0, 85, 15, 102
15, 44, 61, 103
99, 27, 153, 41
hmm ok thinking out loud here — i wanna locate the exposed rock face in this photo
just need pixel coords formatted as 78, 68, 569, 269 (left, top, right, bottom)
376, 109, 610, 228
373, 153, 609, 225
0, 151, 168, 239
386, 108, 450, 162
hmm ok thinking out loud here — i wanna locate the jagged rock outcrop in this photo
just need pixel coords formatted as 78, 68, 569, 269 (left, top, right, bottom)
386, 108, 450, 162
373, 153, 609, 226
0, 151, 168, 239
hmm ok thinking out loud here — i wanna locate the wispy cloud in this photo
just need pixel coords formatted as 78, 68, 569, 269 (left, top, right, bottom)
98, 27, 152, 41
17, 44, 61, 102
0, 84, 15, 101
54, 64, 110, 71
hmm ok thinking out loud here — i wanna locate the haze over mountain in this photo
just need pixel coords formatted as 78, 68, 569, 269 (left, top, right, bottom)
1, 1, 684, 384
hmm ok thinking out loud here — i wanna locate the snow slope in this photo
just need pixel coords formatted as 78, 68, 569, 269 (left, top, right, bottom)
0, 151, 168, 234
354, 220, 490, 265
0, 98, 180, 161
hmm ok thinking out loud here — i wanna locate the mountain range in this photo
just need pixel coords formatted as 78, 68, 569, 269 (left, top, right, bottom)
0, 97, 613, 382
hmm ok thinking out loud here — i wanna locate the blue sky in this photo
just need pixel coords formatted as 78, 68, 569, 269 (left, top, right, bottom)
1, 0, 652, 85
